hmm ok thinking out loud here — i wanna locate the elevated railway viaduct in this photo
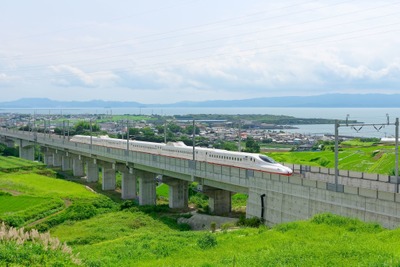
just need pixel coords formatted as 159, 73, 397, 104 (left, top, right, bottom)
1, 128, 400, 228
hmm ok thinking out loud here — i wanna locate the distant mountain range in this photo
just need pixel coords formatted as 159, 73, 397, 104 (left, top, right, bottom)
1, 94, 400, 108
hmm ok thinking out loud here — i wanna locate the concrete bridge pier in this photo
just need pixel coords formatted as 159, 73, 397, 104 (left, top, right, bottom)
72, 155, 85, 177
52, 150, 62, 167
101, 162, 116, 191
115, 164, 137, 200
41, 148, 53, 167
203, 186, 232, 215
86, 158, 99, 183
137, 170, 156, 206
3, 138, 15, 148
18, 140, 35, 161
61, 153, 72, 171
162, 176, 188, 209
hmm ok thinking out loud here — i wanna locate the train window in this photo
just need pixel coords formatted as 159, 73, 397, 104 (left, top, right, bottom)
259, 155, 276, 163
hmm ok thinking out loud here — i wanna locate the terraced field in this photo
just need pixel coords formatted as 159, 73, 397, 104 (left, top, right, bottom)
0, 156, 44, 171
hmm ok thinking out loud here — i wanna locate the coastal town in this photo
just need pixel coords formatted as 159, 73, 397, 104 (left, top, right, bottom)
0, 112, 342, 152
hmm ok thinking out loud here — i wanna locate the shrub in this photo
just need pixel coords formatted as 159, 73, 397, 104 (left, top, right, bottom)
2, 215, 24, 227
0, 222, 80, 266
197, 233, 217, 250
236, 215, 263, 228
0, 191, 12, 196
210, 222, 217, 233
311, 213, 383, 233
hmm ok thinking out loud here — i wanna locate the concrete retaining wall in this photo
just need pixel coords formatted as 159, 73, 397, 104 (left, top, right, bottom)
247, 172, 400, 229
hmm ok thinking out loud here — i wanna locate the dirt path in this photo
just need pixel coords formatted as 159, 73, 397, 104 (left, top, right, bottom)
26, 199, 72, 228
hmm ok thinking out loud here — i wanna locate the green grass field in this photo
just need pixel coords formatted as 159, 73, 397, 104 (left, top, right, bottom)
269, 143, 397, 174
3, 154, 400, 266
0, 195, 62, 214
0, 172, 100, 199
0, 156, 44, 170
49, 211, 400, 267
0, 163, 113, 229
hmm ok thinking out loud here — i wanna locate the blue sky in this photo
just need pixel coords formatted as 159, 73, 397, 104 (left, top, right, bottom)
1, 0, 400, 103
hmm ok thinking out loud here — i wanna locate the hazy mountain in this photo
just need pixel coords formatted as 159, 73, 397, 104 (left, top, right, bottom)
0, 98, 143, 108
1, 94, 400, 108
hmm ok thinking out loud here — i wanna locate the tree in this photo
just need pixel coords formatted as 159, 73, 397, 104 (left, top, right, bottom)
73, 121, 100, 135
244, 137, 260, 153
184, 125, 200, 135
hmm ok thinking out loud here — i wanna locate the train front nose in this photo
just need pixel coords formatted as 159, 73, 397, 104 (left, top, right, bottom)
279, 166, 293, 175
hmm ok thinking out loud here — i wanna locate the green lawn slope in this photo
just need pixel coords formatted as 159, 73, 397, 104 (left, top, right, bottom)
2, 156, 400, 266
50, 211, 400, 267
269, 142, 397, 175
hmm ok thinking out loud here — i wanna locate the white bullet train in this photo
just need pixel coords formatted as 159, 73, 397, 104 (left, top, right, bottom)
70, 135, 293, 176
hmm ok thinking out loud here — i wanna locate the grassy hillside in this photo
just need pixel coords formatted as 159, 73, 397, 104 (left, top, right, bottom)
2, 156, 400, 266
269, 142, 397, 175
0, 156, 44, 171
51, 211, 400, 267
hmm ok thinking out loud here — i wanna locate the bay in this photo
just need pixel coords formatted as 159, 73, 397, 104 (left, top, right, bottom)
2, 107, 400, 138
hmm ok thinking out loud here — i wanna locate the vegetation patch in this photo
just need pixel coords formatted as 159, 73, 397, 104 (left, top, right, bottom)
0, 222, 81, 266
269, 142, 397, 174
0, 156, 44, 172
0, 195, 64, 227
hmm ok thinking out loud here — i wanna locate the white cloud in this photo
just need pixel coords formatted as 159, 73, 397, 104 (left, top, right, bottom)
0, 1, 399, 102
50, 65, 96, 87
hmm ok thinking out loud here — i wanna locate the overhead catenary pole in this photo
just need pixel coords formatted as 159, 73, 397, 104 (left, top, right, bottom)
395, 118, 399, 191
164, 120, 167, 144
238, 120, 242, 152
126, 119, 129, 153
90, 118, 93, 149
334, 120, 339, 191
334, 115, 399, 192
192, 119, 195, 161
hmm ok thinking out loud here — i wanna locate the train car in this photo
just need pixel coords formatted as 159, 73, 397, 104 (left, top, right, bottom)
70, 135, 292, 176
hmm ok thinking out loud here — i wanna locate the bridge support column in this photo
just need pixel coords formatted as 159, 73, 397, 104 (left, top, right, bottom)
5, 139, 15, 148
137, 170, 156, 206
61, 154, 72, 171
203, 186, 232, 215
102, 162, 116, 191
43, 152, 53, 166
52, 151, 62, 167
122, 168, 137, 200
115, 164, 137, 199
86, 159, 99, 183
162, 176, 188, 209
19, 140, 34, 161
41, 148, 53, 167
72, 155, 85, 177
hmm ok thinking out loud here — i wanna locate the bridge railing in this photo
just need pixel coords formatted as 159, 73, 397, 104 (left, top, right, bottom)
282, 162, 397, 193
14, 128, 398, 192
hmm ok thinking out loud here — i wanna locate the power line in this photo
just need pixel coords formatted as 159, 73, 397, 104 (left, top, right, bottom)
2, 6, 399, 74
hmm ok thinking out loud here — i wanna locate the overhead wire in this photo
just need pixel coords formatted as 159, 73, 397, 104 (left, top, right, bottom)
3, 11, 399, 74
2, 1, 399, 74
2, 0, 400, 86
18, 21, 400, 83
0, 0, 321, 60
